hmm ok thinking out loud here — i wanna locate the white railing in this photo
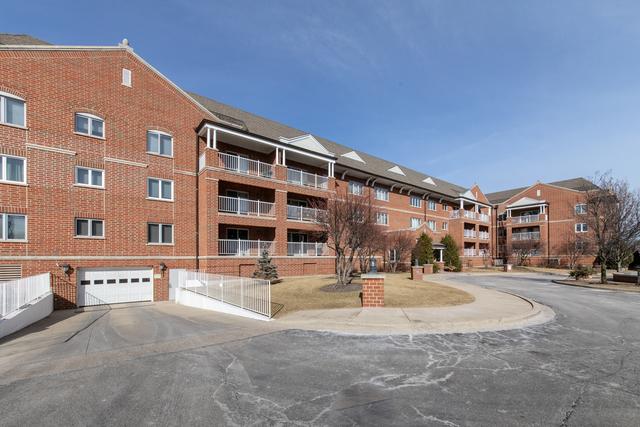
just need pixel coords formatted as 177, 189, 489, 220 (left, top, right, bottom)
287, 205, 325, 222
450, 210, 490, 223
219, 239, 275, 256
512, 231, 541, 241
479, 231, 490, 240
287, 242, 329, 256
218, 196, 275, 217
463, 248, 478, 257
287, 169, 329, 190
1, 273, 50, 318
463, 229, 477, 238
218, 152, 274, 179
512, 214, 540, 224
179, 270, 271, 318
478, 213, 490, 223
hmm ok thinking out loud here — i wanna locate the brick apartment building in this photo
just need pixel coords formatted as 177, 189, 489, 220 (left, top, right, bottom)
0, 35, 593, 309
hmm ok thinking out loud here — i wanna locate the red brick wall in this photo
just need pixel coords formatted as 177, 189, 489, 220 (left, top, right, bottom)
362, 276, 384, 307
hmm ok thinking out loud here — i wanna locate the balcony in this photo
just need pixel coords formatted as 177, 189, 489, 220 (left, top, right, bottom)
287, 242, 329, 256
450, 210, 490, 223
512, 231, 541, 241
287, 168, 328, 190
512, 214, 540, 224
479, 231, 490, 240
463, 248, 478, 257
463, 229, 477, 238
219, 239, 275, 256
218, 152, 274, 179
219, 196, 275, 217
287, 205, 326, 222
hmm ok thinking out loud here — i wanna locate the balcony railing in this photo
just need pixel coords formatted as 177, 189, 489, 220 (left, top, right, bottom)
463, 248, 490, 257
512, 231, 541, 241
450, 210, 490, 223
479, 231, 490, 240
287, 205, 325, 222
287, 242, 329, 256
463, 229, 477, 238
218, 196, 275, 217
219, 239, 275, 256
287, 168, 329, 190
218, 152, 274, 179
511, 214, 540, 224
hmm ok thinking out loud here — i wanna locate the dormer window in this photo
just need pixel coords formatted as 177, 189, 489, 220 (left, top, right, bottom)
75, 113, 104, 138
0, 92, 25, 127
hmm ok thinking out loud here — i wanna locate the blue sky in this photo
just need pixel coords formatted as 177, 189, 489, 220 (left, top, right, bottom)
3, 1, 639, 192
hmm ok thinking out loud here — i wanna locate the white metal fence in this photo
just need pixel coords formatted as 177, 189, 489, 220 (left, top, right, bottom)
512, 214, 540, 224
286, 205, 324, 222
178, 270, 271, 318
463, 229, 477, 238
512, 231, 541, 241
287, 169, 329, 189
287, 242, 328, 256
1, 273, 50, 318
450, 210, 490, 223
219, 196, 275, 217
479, 231, 490, 240
218, 152, 274, 178
219, 239, 275, 256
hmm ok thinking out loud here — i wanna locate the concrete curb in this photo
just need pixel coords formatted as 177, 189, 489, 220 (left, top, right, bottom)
551, 279, 640, 293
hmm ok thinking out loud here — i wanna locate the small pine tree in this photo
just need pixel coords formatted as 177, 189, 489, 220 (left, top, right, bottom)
412, 233, 435, 265
442, 234, 462, 272
253, 250, 279, 281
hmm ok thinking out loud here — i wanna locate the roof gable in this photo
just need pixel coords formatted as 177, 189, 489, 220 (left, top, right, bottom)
423, 177, 436, 186
341, 150, 365, 163
279, 134, 333, 155
507, 196, 546, 208
387, 165, 406, 176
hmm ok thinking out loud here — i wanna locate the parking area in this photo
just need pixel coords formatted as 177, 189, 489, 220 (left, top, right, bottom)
1, 274, 639, 426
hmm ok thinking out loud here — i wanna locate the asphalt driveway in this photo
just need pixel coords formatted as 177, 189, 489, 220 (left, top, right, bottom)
1, 273, 639, 426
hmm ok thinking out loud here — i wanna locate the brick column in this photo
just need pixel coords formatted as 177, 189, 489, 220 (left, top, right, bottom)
411, 266, 423, 281
423, 264, 434, 274
275, 189, 288, 256
361, 273, 384, 307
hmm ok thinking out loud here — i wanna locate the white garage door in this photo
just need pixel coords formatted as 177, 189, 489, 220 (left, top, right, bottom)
77, 267, 154, 307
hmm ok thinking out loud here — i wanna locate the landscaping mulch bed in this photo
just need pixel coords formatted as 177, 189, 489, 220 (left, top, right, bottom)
320, 283, 362, 293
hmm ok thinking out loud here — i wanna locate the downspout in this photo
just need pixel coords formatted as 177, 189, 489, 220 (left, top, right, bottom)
195, 133, 200, 270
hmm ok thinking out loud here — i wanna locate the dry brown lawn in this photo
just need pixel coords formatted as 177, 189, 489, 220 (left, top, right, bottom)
270, 273, 474, 317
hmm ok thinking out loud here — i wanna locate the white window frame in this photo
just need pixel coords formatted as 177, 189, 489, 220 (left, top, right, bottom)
428, 220, 437, 231
348, 181, 363, 196
410, 218, 421, 229
75, 218, 104, 238
74, 113, 105, 139
0, 154, 27, 185
146, 130, 174, 158
0, 91, 26, 128
0, 213, 27, 242
375, 187, 389, 202
376, 212, 389, 225
122, 68, 132, 87
442, 222, 448, 231
410, 196, 421, 208
147, 177, 174, 202
575, 204, 587, 215
428, 200, 437, 211
74, 166, 104, 189
147, 223, 174, 245
575, 223, 588, 233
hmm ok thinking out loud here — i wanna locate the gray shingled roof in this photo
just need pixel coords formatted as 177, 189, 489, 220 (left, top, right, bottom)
189, 92, 468, 198
486, 177, 597, 204
0, 34, 50, 45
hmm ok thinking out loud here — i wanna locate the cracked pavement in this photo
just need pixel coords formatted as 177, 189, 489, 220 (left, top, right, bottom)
0, 273, 638, 426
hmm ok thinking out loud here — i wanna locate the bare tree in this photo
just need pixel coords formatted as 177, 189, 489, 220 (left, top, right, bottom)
584, 173, 640, 283
562, 232, 593, 269
313, 192, 378, 287
510, 239, 543, 266
357, 225, 386, 274
385, 231, 415, 273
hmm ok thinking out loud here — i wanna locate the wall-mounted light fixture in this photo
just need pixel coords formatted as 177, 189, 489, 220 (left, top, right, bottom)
60, 264, 72, 275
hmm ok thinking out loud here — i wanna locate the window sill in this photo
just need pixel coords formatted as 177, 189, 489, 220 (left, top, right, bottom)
74, 236, 105, 240
146, 152, 174, 159
74, 132, 106, 141
74, 184, 105, 190
0, 180, 28, 187
146, 197, 174, 203
0, 239, 28, 243
0, 122, 28, 130
147, 243, 174, 246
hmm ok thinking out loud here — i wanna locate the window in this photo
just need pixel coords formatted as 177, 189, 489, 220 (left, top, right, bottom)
375, 187, 389, 201
75, 113, 104, 138
410, 196, 421, 208
575, 223, 588, 233
0, 213, 26, 241
147, 178, 173, 201
75, 218, 104, 238
348, 181, 363, 196
428, 200, 437, 211
428, 220, 436, 231
148, 223, 173, 244
0, 93, 25, 127
147, 131, 173, 157
575, 204, 587, 215
122, 68, 132, 87
0, 155, 26, 184
442, 222, 448, 231
410, 218, 422, 229
75, 166, 103, 188
376, 212, 389, 225
389, 249, 398, 263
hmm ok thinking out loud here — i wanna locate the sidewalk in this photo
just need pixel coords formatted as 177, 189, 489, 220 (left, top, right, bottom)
275, 278, 555, 335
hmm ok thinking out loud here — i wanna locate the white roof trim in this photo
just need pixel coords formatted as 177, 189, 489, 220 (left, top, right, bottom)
280, 134, 333, 155
507, 197, 547, 208
423, 177, 436, 186
341, 150, 365, 163
388, 165, 406, 176
460, 189, 476, 200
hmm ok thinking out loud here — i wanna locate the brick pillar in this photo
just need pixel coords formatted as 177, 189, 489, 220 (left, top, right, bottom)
423, 264, 434, 274
275, 189, 288, 256
411, 266, 423, 281
361, 274, 384, 307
